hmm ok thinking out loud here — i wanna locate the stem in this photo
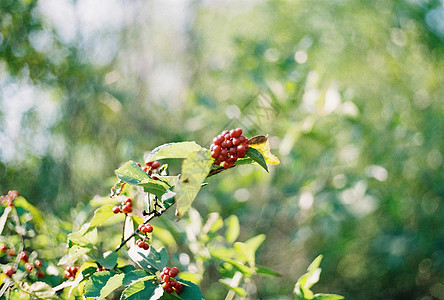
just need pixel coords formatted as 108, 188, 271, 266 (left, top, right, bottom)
115, 205, 170, 252
121, 214, 127, 245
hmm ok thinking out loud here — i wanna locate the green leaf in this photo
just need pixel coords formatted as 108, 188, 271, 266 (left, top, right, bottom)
255, 265, 282, 277
95, 251, 118, 270
0, 206, 11, 235
161, 190, 176, 210
146, 142, 203, 161
89, 204, 116, 229
122, 270, 153, 286
245, 148, 268, 172
68, 225, 98, 246
218, 279, 247, 296
234, 234, 266, 267
120, 278, 160, 300
127, 246, 169, 273
14, 196, 44, 227
305, 255, 323, 289
225, 215, 240, 244
223, 258, 253, 277
176, 279, 205, 300
314, 294, 344, 300
20, 282, 56, 299
158, 175, 180, 188
83, 271, 124, 299
115, 161, 169, 198
58, 245, 91, 265
174, 150, 213, 218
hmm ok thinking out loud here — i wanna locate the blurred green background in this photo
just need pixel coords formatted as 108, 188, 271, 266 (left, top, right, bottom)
1, 0, 444, 299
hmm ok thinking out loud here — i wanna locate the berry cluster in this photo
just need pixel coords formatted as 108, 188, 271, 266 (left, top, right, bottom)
113, 198, 133, 214
0, 190, 19, 207
161, 267, 183, 294
1, 248, 45, 278
96, 267, 109, 272
64, 266, 80, 279
210, 128, 249, 169
136, 223, 153, 250
136, 161, 161, 180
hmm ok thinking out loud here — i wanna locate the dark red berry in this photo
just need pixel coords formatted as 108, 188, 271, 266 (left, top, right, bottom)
136, 163, 142, 167
125, 198, 132, 204
112, 206, 121, 214
37, 271, 45, 278
169, 267, 179, 278
151, 161, 160, 169
175, 282, 184, 294
145, 224, 153, 233
7, 201, 14, 207
0, 244, 7, 253
163, 274, 170, 282
64, 270, 71, 278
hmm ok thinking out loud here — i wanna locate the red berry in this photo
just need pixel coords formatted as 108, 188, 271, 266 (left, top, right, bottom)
151, 161, 160, 169
125, 198, 132, 204
25, 263, 33, 272
136, 163, 142, 167
121, 204, 132, 214
169, 267, 179, 278
164, 286, 173, 293
8, 249, 15, 256
145, 161, 153, 167
18, 251, 28, 262
142, 242, 150, 250
145, 224, 153, 233
0, 244, 7, 253
34, 260, 42, 268
112, 206, 121, 214
143, 166, 149, 172
151, 174, 159, 180
37, 271, 45, 278
7, 200, 14, 207
64, 270, 71, 278
69, 266, 77, 274
175, 283, 184, 294
4, 266, 16, 278
163, 274, 170, 282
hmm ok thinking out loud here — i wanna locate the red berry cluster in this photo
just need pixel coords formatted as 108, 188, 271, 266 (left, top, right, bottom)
136, 161, 161, 180
64, 266, 79, 279
0, 190, 19, 207
210, 128, 249, 169
113, 198, 133, 214
96, 267, 109, 272
161, 267, 183, 294
136, 223, 153, 250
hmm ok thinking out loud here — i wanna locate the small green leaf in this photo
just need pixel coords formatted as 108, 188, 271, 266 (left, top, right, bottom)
67, 225, 98, 246
95, 251, 118, 270
120, 278, 159, 300
174, 150, 213, 218
245, 148, 268, 172
225, 215, 240, 244
223, 258, 253, 277
234, 234, 266, 267
146, 142, 203, 161
255, 265, 282, 277
305, 255, 323, 289
176, 279, 205, 300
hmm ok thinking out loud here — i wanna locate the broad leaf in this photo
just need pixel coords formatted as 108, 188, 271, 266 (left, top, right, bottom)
95, 251, 118, 270
248, 135, 280, 165
127, 246, 169, 273
83, 271, 123, 299
89, 204, 116, 229
146, 142, 203, 162
67, 225, 98, 246
120, 278, 160, 300
115, 161, 169, 198
176, 279, 205, 300
174, 150, 213, 218
122, 270, 153, 286
20, 282, 56, 299
245, 148, 268, 172
58, 245, 91, 265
